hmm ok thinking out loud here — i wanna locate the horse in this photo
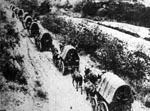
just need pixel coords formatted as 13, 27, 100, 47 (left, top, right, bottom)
84, 67, 102, 84
84, 72, 98, 84
72, 69, 83, 94
84, 79, 97, 111
84, 79, 97, 99
145, 93, 150, 107
52, 47, 60, 67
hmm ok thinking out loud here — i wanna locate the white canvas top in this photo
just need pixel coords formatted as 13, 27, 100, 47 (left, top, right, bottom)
59, 45, 75, 60
96, 72, 129, 104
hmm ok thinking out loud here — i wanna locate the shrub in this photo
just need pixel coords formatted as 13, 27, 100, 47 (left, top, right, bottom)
37, 0, 51, 15
41, 15, 64, 34
17, 0, 39, 15
81, 1, 150, 27
0, 8, 6, 22
17, 0, 51, 16
73, 1, 85, 12
0, 73, 7, 91
1, 59, 27, 85
82, 1, 98, 17
36, 88, 48, 100
0, 9, 26, 85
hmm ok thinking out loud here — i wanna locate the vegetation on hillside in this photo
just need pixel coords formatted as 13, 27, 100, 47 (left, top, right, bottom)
74, 1, 150, 27
41, 15, 150, 99
0, 6, 27, 92
16, 0, 51, 18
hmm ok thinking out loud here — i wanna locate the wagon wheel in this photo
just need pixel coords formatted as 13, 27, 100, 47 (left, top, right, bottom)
36, 39, 42, 51
23, 22, 26, 29
58, 60, 65, 74
39, 42, 42, 52
12, 12, 15, 18
90, 97, 96, 111
97, 101, 109, 111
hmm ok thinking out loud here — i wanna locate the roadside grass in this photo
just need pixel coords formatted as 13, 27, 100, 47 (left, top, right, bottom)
0, 6, 27, 92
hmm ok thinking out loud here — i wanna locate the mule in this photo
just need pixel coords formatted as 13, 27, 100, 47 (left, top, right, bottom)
84, 72, 98, 84
145, 94, 150, 108
84, 80, 96, 99
72, 69, 83, 94
52, 47, 60, 67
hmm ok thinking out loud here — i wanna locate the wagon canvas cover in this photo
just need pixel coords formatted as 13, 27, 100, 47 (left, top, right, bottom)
59, 45, 76, 60
96, 72, 129, 104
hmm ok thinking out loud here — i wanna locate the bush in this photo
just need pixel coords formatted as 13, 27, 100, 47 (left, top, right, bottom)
81, 1, 150, 27
1, 59, 27, 85
17, 0, 39, 15
41, 15, 64, 34
0, 74, 7, 91
36, 89, 48, 100
0, 9, 26, 85
37, 0, 51, 15
94, 41, 149, 81
17, 0, 51, 17
73, 1, 85, 12
0, 8, 6, 22
82, 1, 98, 17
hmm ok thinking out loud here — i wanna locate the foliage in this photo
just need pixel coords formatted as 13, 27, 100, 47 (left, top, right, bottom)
73, 1, 85, 12
0, 6, 6, 22
37, 0, 51, 15
94, 42, 150, 81
0, 9, 26, 85
17, 0, 39, 15
81, 1, 150, 27
36, 88, 48, 100
41, 14, 64, 34
56, 0, 72, 10
82, 1, 98, 17
17, 0, 51, 16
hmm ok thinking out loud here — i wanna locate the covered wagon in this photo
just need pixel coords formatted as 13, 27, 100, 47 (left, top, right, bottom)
22, 12, 30, 28
24, 16, 32, 30
57, 45, 80, 75
10, 4, 15, 11
96, 72, 134, 111
17, 9, 24, 21
14, 7, 19, 18
35, 31, 53, 52
29, 22, 40, 38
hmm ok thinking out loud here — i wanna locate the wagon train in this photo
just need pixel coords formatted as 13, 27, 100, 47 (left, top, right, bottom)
95, 72, 134, 111
8, 4, 53, 52
7, 3, 135, 111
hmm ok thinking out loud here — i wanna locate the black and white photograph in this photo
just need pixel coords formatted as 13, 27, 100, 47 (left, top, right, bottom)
0, 0, 150, 111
